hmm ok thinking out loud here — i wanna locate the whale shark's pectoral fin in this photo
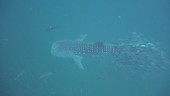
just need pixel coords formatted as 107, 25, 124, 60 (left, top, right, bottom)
72, 55, 84, 70
77, 34, 88, 41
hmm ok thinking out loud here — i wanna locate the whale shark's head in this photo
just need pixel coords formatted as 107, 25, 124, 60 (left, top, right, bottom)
51, 40, 75, 58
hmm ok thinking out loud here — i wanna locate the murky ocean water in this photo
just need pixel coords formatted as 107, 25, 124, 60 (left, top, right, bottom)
1, 0, 170, 96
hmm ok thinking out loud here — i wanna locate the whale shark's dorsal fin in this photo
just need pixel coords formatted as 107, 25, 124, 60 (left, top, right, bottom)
76, 34, 88, 41
72, 55, 84, 70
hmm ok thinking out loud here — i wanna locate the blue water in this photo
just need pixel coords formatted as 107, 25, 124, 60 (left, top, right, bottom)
1, 0, 170, 96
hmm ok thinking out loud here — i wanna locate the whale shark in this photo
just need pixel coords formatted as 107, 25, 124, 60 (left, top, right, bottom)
51, 32, 169, 74
51, 32, 170, 81
51, 34, 118, 70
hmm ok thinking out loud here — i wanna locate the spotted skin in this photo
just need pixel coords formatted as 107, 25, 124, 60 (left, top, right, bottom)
51, 40, 116, 57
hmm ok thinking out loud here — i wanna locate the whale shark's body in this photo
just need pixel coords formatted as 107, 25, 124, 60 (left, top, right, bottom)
51, 34, 117, 70
51, 33, 169, 80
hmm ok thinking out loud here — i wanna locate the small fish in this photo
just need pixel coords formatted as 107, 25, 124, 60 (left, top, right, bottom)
45, 25, 57, 32
39, 72, 53, 80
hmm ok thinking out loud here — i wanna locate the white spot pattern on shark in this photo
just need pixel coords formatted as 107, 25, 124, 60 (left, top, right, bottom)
51, 34, 118, 70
